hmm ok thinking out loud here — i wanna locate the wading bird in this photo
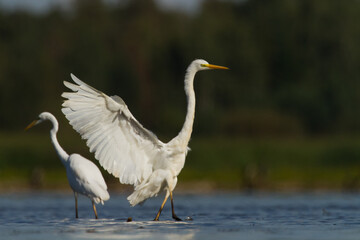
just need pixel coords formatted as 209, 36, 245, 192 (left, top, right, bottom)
61, 59, 228, 221
25, 112, 110, 219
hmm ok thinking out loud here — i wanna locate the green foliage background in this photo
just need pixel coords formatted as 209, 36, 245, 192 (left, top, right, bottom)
1, 0, 360, 191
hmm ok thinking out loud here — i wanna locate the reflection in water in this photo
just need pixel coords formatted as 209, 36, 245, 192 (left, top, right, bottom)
1, 192, 360, 239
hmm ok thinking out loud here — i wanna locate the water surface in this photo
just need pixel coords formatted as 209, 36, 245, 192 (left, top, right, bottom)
1, 191, 360, 239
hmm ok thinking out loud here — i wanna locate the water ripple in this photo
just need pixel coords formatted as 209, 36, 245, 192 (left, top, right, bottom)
1, 192, 360, 239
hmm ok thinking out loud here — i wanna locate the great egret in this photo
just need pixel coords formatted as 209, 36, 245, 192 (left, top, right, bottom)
61, 59, 228, 221
25, 112, 110, 219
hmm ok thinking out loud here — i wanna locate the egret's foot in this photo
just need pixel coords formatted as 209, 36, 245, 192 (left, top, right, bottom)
153, 218, 160, 221
127, 217, 133, 222
172, 215, 182, 221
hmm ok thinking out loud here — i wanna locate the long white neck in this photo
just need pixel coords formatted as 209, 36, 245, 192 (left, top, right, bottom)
48, 115, 69, 165
173, 64, 197, 148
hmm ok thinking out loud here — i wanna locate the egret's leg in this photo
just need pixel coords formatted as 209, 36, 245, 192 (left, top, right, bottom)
92, 200, 98, 219
74, 192, 78, 219
154, 194, 169, 221
170, 191, 182, 221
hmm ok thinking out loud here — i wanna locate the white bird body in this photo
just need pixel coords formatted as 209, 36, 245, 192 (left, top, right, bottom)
26, 112, 109, 218
61, 59, 228, 220
66, 153, 109, 204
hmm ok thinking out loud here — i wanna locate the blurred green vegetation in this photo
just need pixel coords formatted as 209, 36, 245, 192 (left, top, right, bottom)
2, 131, 360, 191
1, 0, 360, 190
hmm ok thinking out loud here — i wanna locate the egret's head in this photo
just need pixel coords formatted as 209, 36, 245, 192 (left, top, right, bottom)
192, 59, 229, 72
25, 112, 51, 130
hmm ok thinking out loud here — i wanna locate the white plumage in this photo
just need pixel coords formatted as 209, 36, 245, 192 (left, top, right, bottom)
61, 59, 228, 220
25, 112, 110, 219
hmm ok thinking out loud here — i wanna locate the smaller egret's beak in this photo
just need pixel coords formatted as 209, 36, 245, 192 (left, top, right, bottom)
25, 120, 38, 131
203, 64, 229, 70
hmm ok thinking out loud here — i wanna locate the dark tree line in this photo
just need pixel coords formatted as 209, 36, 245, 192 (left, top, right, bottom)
1, 0, 360, 137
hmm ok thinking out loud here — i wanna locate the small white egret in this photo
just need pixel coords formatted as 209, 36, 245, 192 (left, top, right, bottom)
25, 112, 110, 219
61, 59, 228, 221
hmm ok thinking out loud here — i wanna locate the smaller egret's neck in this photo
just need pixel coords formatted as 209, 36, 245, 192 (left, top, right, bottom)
47, 115, 69, 165
173, 64, 197, 148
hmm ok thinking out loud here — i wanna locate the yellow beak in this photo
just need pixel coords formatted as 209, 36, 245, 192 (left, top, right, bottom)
203, 64, 229, 70
25, 120, 38, 131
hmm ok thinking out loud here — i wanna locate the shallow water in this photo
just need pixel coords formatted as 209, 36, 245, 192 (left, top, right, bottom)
1, 191, 360, 239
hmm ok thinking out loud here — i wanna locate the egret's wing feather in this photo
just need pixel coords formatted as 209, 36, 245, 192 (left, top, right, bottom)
62, 74, 163, 186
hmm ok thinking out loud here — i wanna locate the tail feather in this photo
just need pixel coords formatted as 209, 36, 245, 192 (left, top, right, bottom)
127, 170, 169, 206
128, 182, 160, 206
91, 188, 110, 205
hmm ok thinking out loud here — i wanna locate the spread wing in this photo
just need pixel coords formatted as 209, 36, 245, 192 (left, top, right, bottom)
62, 74, 164, 186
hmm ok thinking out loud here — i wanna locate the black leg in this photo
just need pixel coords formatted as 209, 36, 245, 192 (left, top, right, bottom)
74, 192, 78, 219
170, 191, 182, 221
